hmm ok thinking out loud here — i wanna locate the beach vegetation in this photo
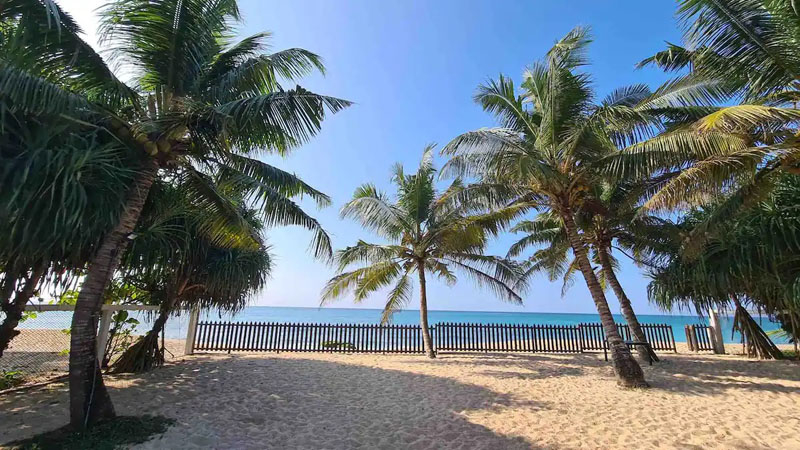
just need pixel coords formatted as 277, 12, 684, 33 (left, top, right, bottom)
1, 0, 348, 429
0, 369, 25, 390
645, 174, 800, 358
441, 27, 655, 386
322, 147, 524, 358
617, 0, 800, 352
109, 182, 272, 373
101, 310, 141, 369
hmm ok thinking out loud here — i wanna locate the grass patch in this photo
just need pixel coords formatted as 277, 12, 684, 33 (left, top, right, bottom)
4, 415, 176, 450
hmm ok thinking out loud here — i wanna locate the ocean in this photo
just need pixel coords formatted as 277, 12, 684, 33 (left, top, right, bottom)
18, 306, 785, 344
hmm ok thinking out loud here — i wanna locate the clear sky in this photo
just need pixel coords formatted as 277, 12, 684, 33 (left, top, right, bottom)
65, 0, 685, 315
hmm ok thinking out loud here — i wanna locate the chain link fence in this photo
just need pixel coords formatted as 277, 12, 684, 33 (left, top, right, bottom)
1, 310, 72, 388
1, 305, 190, 391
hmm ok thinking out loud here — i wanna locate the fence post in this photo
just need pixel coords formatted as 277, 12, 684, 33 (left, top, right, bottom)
689, 325, 700, 352
96, 309, 113, 363
707, 308, 725, 354
184, 307, 200, 355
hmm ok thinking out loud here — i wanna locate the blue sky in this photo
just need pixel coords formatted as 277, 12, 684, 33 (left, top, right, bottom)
68, 0, 685, 315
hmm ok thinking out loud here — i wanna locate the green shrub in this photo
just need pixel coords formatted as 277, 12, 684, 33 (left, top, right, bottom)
0, 370, 26, 390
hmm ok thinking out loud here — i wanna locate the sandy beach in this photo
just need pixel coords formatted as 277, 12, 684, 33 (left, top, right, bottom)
2, 349, 799, 449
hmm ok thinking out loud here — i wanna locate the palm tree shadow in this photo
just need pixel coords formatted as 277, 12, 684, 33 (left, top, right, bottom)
645, 355, 800, 395
432, 352, 597, 379
2, 354, 551, 449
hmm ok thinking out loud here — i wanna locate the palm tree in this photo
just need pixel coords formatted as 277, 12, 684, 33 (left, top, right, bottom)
109, 181, 272, 373
322, 147, 523, 358
509, 182, 676, 362
442, 27, 648, 387
614, 0, 800, 223
647, 174, 800, 359
642, 0, 800, 103
1, 0, 349, 428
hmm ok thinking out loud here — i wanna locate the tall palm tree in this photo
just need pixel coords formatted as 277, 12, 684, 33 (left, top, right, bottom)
1, 0, 349, 428
442, 27, 648, 387
322, 147, 523, 358
509, 182, 676, 362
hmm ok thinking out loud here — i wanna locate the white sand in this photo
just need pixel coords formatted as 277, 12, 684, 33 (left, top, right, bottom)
1, 349, 799, 449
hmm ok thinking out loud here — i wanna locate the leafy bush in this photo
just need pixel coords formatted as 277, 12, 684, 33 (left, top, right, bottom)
102, 310, 140, 368
0, 370, 26, 390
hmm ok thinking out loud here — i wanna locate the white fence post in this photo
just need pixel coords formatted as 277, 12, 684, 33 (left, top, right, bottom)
708, 308, 725, 354
96, 309, 113, 363
184, 307, 200, 355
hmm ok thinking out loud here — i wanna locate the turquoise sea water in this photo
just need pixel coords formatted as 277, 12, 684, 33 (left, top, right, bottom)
16, 306, 787, 344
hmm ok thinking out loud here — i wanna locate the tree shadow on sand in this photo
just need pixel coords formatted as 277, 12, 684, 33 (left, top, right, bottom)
645, 355, 800, 396
430, 353, 590, 380
2, 355, 554, 449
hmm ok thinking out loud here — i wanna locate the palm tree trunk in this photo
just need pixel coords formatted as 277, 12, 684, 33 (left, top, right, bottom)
1, 263, 19, 310
596, 246, 650, 362
69, 159, 158, 429
558, 205, 647, 388
417, 261, 435, 358
0, 263, 46, 356
731, 297, 783, 359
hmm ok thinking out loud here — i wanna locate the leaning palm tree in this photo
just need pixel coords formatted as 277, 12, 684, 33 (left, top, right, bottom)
1, 0, 349, 428
322, 147, 523, 358
509, 182, 677, 362
442, 27, 648, 387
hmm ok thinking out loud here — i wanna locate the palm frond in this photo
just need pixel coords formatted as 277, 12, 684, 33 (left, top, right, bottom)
220, 153, 331, 207
443, 256, 523, 304
380, 269, 413, 324
179, 167, 259, 250
211, 87, 351, 152
340, 184, 411, 239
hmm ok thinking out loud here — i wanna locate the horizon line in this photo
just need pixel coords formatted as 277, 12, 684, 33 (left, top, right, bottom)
245, 304, 708, 317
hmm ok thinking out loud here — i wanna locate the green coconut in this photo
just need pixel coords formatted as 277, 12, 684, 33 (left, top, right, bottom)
144, 142, 158, 156
157, 139, 171, 154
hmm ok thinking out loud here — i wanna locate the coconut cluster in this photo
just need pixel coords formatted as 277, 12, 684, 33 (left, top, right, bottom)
108, 119, 189, 157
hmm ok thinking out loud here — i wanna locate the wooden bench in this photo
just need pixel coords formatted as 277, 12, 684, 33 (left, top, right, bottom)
604, 340, 660, 365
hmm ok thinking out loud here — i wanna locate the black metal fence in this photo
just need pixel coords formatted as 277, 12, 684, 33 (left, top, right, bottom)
579, 323, 677, 352
193, 321, 677, 354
